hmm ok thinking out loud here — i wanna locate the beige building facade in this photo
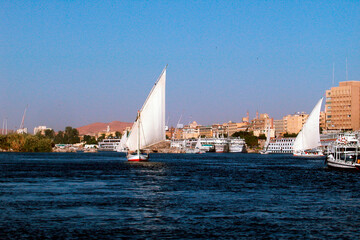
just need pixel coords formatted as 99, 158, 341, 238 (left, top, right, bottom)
325, 81, 360, 131
199, 126, 213, 138
320, 111, 326, 130
251, 113, 273, 136
273, 119, 284, 135
283, 113, 309, 134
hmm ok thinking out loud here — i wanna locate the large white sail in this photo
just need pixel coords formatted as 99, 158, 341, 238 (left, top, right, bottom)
126, 68, 166, 151
293, 98, 323, 152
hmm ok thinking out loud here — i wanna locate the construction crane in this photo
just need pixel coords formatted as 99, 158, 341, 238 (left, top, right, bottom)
19, 105, 28, 130
17, 105, 28, 134
2, 118, 7, 135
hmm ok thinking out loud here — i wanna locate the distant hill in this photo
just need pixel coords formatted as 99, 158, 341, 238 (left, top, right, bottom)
77, 121, 133, 136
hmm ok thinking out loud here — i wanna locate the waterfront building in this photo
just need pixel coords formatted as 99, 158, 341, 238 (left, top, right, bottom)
320, 111, 326, 130
274, 119, 284, 136
172, 127, 183, 140
199, 125, 212, 138
283, 113, 308, 134
226, 121, 250, 136
251, 113, 273, 137
254, 128, 275, 138
16, 128, 28, 134
33, 126, 52, 135
212, 124, 227, 138
325, 81, 360, 131
237, 122, 251, 132
182, 121, 200, 139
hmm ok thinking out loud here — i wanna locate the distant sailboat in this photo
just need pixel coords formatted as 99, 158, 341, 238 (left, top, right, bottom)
116, 130, 128, 152
195, 136, 202, 149
126, 67, 167, 161
195, 136, 205, 154
293, 98, 324, 157
260, 126, 271, 154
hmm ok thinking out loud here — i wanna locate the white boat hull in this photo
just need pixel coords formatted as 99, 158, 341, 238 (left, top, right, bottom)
293, 151, 324, 157
215, 144, 228, 153
185, 149, 205, 154
127, 152, 149, 161
229, 145, 244, 153
326, 155, 360, 170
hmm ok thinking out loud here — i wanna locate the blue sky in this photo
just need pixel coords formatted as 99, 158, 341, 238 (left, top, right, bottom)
1, 1, 359, 131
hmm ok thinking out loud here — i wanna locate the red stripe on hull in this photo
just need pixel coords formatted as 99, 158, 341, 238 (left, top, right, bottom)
128, 159, 149, 162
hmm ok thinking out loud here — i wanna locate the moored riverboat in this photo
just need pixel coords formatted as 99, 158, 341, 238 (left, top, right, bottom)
326, 133, 360, 170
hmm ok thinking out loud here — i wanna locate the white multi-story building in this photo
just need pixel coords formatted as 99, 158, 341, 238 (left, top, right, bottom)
33, 126, 52, 135
98, 139, 121, 151
16, 128, 28, 134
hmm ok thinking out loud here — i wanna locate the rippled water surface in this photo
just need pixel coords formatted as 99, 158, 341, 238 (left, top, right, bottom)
1, 152, 360, 239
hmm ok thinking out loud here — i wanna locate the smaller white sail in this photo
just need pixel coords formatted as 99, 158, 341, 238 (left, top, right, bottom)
117, 131, 128, 152
264, 126, 271, 150
195, 137, 202, 149
293, 98, 323, 152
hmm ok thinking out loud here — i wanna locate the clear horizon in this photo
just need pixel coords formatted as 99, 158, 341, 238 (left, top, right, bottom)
1, 1, 359, 131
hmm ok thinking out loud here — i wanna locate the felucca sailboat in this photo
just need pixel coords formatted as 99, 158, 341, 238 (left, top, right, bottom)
126, 67, 167, 161
293, 98, 324, 157
116, 130, 128, 153
260, 126, 271, 154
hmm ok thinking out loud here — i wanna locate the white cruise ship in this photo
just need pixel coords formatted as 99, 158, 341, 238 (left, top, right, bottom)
171, 137, 246, 153
265, 138, 295, 154
229, 138, 246, 153
98, 139, 121, 151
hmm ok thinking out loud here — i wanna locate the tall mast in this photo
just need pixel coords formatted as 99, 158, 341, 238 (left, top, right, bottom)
332, 62, 335, 86
137, 111, 140, 154
346, 58, 348, 81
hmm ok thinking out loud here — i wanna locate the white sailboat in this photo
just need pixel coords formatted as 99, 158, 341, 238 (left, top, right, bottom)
260, 126, 271, 154
116, 130, 128, 152
126, 67, 167, 161
195, 136, 205, 154
293, 98, 324, 157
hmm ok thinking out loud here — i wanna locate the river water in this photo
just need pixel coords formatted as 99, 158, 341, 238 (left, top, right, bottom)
1, 152, 360, 239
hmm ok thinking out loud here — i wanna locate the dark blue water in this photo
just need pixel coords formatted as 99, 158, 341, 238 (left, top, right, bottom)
1, 152, 360, 239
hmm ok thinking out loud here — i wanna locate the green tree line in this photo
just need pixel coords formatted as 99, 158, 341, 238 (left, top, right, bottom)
0, 133, 52, 152
0, 126, 83, 152
51, 126, 81, 144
